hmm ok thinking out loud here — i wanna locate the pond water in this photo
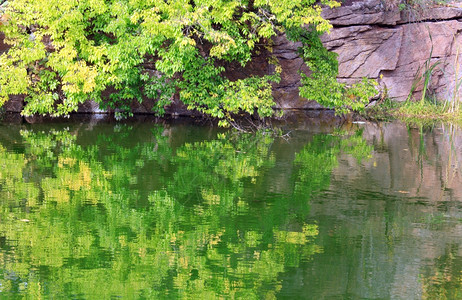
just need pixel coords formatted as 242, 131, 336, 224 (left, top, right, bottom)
0, 118, 460, 299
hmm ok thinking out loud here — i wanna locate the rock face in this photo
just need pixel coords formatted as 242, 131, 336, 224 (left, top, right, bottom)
322, 0, 462, 102
227, 0, 462, 105
322, 0, 401, 26
233, 1, 462, 104
3, 0, 462, 114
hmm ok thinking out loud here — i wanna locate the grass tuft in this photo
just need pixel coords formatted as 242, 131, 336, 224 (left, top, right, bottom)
364, 98, 462, 126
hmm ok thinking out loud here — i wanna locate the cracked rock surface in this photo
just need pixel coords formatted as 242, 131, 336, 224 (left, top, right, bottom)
322, 0, 462, 101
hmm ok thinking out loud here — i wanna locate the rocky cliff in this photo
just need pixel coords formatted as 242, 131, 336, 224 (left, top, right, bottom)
322, 0, 462, 102
222, 0, 462, 108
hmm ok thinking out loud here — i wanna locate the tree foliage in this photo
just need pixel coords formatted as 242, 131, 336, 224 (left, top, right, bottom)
0, 0, 377, 123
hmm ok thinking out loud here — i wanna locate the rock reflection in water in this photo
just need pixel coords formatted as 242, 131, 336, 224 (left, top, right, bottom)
279, 122, 462, 299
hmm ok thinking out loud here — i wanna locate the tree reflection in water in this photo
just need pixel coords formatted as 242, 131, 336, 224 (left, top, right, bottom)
0, 124, 371, 298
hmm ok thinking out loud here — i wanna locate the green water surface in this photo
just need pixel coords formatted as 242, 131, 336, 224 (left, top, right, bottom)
0, 120, 460, 299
